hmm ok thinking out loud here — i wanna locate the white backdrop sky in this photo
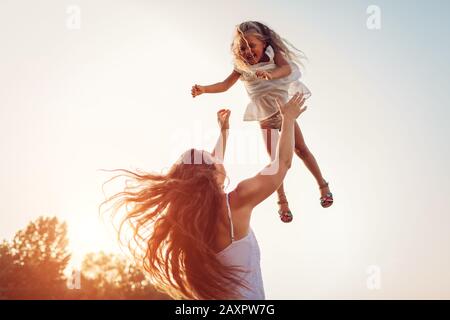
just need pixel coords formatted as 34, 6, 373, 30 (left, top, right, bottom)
1, 0, 449, 298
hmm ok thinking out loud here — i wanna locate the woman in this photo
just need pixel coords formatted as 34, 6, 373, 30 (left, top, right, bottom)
100, 93, 307, 300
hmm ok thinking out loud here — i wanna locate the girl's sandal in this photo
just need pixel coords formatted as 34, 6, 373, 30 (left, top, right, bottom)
319, 181, 334, 208
277, 200, 293, 223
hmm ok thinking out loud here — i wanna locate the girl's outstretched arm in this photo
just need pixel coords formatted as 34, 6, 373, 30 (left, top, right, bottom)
211, 109, 231, 163
192, 70, 241, 97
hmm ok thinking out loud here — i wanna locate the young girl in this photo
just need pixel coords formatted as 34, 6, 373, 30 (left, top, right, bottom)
191, 21, 333, 223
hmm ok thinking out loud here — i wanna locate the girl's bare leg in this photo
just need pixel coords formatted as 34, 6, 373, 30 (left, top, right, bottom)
294, 121, 331, 197
261, 128, 292, 216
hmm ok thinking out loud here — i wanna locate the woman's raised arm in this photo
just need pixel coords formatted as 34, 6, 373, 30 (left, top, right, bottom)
211, 109, 231, 163
233, 93, 307, 209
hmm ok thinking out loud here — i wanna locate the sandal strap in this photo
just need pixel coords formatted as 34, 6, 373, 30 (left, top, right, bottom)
278, 209, 292, 217
320, 193, 333, 199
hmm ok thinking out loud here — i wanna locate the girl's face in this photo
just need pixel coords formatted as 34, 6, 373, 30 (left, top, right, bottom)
239, 33, 266, 65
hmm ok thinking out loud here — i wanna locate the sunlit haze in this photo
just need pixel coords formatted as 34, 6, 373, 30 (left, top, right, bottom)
1, 0, 449, 298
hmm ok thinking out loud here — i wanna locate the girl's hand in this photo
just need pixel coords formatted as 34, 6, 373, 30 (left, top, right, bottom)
277, 92, 307, 120
191, 84, 206, 97
255, 70, 272, 80
217, 109, 231, 130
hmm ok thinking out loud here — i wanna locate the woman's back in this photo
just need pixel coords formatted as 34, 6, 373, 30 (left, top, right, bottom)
215, 192, 265, 300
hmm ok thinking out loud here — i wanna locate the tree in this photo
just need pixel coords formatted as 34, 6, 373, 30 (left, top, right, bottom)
72, 251, 170, 299
0, 216, 71, 299
0, 216, 170, 300
0, 241, 18, 299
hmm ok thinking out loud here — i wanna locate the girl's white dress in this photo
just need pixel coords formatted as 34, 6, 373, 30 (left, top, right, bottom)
235, 45, 311, 122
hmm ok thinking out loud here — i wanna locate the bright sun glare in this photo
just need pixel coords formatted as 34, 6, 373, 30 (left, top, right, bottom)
66, 215, 120, 267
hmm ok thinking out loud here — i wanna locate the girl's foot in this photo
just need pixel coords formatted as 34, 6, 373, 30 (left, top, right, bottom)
277, 198, 293, 223
319, 181, 333, 208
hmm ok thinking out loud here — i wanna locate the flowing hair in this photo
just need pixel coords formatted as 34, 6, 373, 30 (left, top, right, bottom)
98, 149, 249, 300
231, 20, 307, 73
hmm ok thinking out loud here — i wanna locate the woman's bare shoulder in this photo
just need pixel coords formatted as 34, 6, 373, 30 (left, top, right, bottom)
228, 189, 252, 228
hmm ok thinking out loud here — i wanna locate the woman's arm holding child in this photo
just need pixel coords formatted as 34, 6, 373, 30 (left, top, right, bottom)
233, 93, 307, 209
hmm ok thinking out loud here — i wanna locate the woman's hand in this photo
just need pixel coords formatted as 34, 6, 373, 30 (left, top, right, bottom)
277, 92, 307, 120
217, 109, 231, 130
212, 109, 231, 160
255, 70, 272, 80
191, 84, 206, 97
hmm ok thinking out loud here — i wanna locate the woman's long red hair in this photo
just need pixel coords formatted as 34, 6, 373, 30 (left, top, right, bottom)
99, 149, 248, 299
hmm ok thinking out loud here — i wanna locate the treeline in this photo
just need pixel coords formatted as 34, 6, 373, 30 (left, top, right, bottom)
0, 216, 170, 300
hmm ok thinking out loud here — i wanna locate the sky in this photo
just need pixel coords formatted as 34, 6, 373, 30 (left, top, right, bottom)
0, 0, 449, 299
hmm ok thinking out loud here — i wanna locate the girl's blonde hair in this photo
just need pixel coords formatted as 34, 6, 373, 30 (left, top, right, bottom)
231, 21, 306, 73
99, 149, 249, 300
